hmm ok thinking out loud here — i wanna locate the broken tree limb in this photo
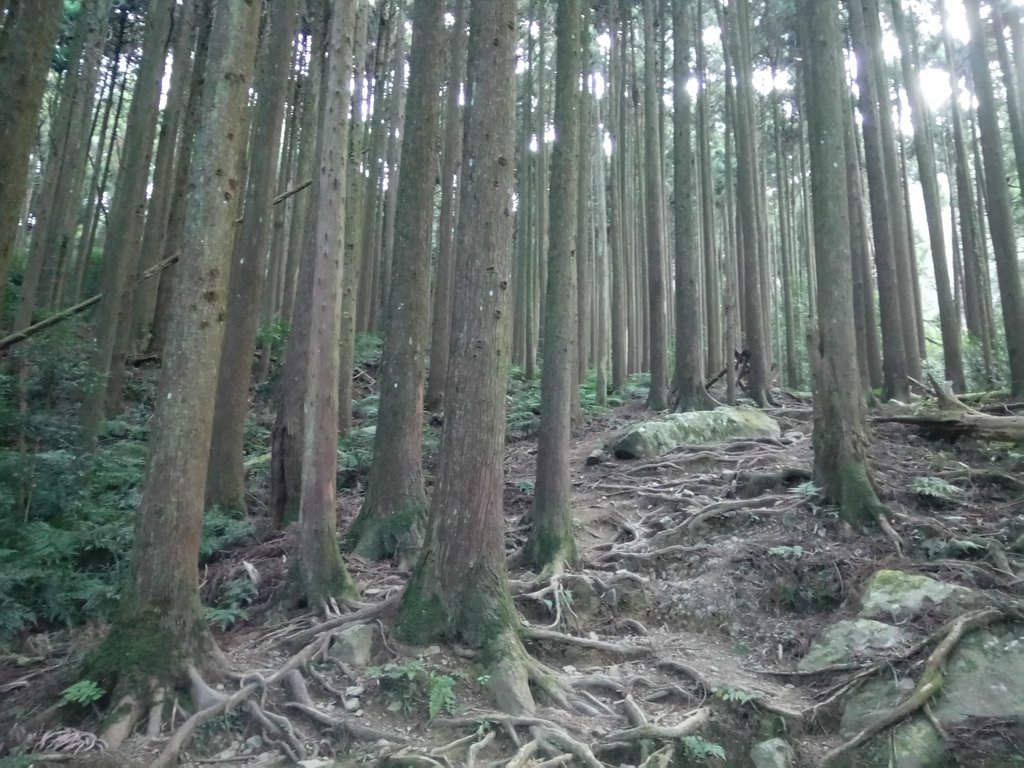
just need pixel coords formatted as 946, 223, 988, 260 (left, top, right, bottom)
0, 253, 180, 354
874, 375, 1024, 441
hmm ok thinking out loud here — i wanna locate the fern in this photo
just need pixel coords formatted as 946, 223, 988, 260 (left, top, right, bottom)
428, 674, 457, 718
681, 735, 726, 760
911, 476, 965, 502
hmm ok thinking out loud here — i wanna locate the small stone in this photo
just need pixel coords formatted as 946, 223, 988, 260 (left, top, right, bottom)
328, 623, 375, 667
343, 698, 360, 712
750, 737, 796, 768
562, 665, 577, 674
421, 645, 442, 657
244, 735, 264, 751
345, 684, 365, 697
585, 449, 604, 466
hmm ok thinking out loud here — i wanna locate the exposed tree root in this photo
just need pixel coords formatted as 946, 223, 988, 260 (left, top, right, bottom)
523, 625, 651, 658
605, 705, 710, 741
529, 725, 603, 768
277, 595, 398, 648
821, 608, 1003, 765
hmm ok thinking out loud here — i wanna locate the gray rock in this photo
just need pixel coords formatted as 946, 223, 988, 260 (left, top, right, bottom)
243, 734, 264, 751
798, 618, 917, 672
859, 569, 978, 622
328, 623, 375, 667
611, 407, 781, 460
933, 623, 1024, 723
837, 624, 1024, 767
749, 738, 796, 768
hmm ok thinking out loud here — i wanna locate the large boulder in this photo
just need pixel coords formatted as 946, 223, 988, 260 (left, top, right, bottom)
859, 569, 980, 622
822, 570, 1023, 767
749, 738, 797, 768
611, 407, 781, 460
798, 618, 918, 672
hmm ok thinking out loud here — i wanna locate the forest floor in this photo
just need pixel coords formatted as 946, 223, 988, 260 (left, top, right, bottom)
2, 374, 1024, 767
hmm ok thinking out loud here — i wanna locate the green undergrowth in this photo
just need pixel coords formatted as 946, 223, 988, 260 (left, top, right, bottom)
506, 365, 613, 439
0, 325, 252, 645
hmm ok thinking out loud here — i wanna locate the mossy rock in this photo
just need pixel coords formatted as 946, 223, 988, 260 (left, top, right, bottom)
798, 618, 918, 672
859, 569, 981, 622
611, 406, 781, 460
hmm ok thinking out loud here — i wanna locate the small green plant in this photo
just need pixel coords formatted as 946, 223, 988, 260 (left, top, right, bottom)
680, 734, 726, 760
911, 476, 965, 503
368, 660, 459, 718
714, 686, 756, 705
791, 481, 823, 502
514, 479, 535, 496
204, 576, 257, 630
200, 510, 253, 562
428, 674, 457, 718
767, 545, 805, 560
60, 679, 104, 707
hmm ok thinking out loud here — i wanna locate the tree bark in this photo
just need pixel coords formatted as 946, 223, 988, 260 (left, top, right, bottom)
295, 0, 359, 606
801, 0, 886, 529
88, 0, 261, 689
205, 0, 299, 514
0, 0, 62, 314
642, 0, 669, 410
672, 0, 716, 411
395, 0, 534, 714
524, 0, 581, 576
424, 0, 467, 412
846, 0, 909, 401
962, 0, 1024, 396
81, 0, 175, 444
348, 0, 445, 563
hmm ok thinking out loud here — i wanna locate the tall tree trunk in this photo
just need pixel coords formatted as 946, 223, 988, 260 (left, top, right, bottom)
148, 0, 212, 356
642, 0, 668, 410
377, 5, 406, 323
862, 0, 920, 381
800, 0, 886, 529
891, 0, 964, 390
348, 0, 444, 563
697, 0, 722, 379
424, 0, 467, 411
672, 0, 715, 410
0, 0, 62, 313
131, 0, 198, 348
15, 0, 101, 332
846, 0, 908, 400
294, 0, 359, 605
962, 0, 1024, 396
395, 0, 537, 715
270, 6, 327, 527
88, 0, 261, 709
81, 0, 175, 444
524, 0, 581, 576
206, 0, 299, 514
609, 2, 628, 390
728, 0, 771, 404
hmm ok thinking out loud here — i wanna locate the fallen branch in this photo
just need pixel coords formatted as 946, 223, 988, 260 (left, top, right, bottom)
0, 253, 179, 354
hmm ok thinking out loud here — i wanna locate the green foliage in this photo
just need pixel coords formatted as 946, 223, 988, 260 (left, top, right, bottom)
60, 679, 104, 707
919, 536, 987, 560
714, 686, 756, 705
194, 709, 245, 750
367, 660, 459, 719
204, 577, 257, 630
680, 734, 726, 760
200, 511, 254, 562
337, 428, 376, 481
355, 333, 383, 368
963, 330, 1009, 392
514, 479, 536, 496
767, 545, 805, 560
911, 475, 965, 503
790, 481, 823, 502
